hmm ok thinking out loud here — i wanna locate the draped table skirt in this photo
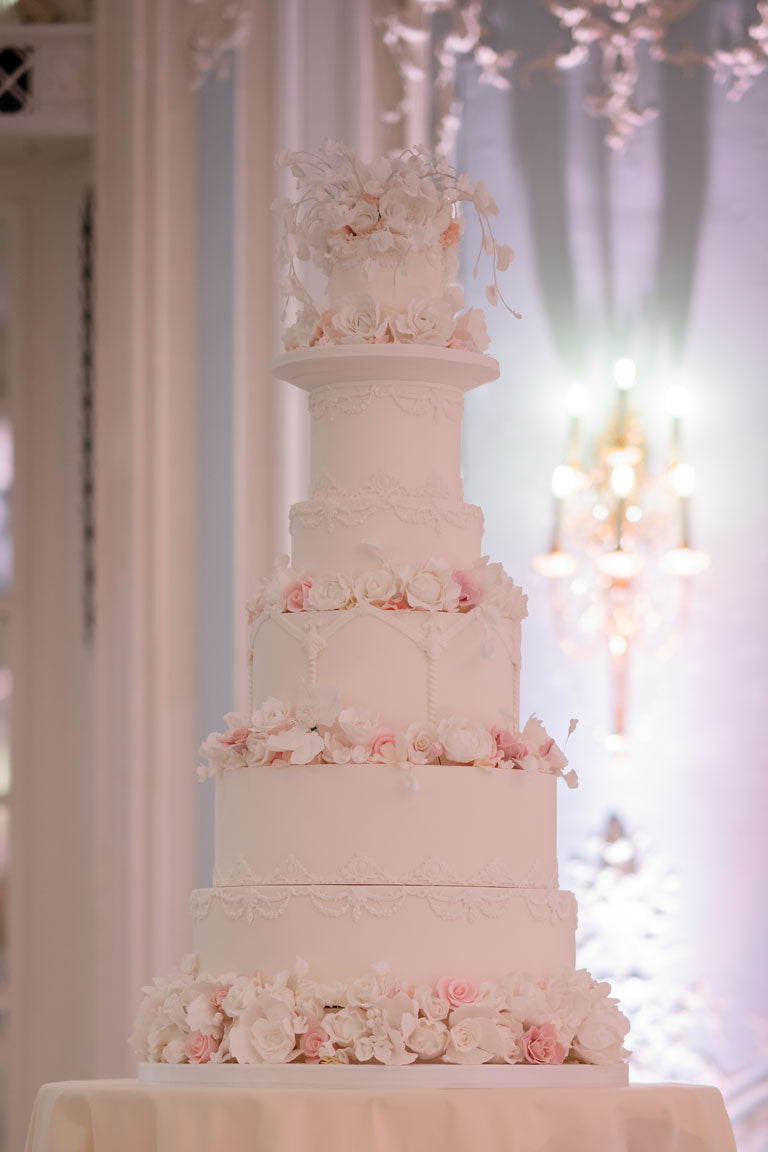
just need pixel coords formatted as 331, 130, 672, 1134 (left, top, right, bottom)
25, 1076, 737, 1152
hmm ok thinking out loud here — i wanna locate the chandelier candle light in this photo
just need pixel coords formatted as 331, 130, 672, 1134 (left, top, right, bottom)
534, 358, 710, 740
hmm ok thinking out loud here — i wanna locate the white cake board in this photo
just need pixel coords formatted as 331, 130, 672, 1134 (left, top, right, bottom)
139, 1061, 629, 1089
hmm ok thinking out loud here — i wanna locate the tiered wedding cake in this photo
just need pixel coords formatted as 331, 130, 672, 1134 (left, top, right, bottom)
133, 143, 629, 1071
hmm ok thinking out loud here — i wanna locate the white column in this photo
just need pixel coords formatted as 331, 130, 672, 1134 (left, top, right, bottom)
231, 0, 384, 705
89, 0, 198, 1081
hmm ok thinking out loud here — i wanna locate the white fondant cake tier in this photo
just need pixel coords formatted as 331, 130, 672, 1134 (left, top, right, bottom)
327, 253, 451, 316
273, 347, 497, 570
213, 763, 557, 889
290, 491, 483, 571
191, 884, 577, 986
249, 606, 520, 728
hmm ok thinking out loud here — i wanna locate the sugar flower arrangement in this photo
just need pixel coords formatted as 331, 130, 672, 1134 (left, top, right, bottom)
132, 956, 629, 1067
246, 553, 528, 622
274, 140, 518, 353
197, 689, 577, 788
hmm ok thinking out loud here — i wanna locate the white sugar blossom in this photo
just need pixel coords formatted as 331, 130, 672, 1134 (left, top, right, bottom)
252, 697, 292, 734
338, 706, 380, 748
321, 1006, 368, 1047
267, 724, 325, 765
404, 1017, 449, 1059
439, 717, 496, 765
228, 993, 299, 1064
571, 989, 630, 1065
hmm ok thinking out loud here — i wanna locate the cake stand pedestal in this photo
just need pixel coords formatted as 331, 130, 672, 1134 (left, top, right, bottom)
26, 1076, 737, 1152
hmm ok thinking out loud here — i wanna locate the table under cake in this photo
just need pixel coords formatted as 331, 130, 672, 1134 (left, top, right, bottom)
26, 1074, 737, 1152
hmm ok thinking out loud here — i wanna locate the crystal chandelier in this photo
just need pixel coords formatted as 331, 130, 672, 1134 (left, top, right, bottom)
534, 358, 709, 741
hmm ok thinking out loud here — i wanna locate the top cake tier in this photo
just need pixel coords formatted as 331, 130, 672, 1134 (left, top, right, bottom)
274, 141, 515, 356
273, 346, 499, 570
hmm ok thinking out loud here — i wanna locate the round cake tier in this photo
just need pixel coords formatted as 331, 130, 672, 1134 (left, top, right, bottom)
213, 763, 557, 889
273, 347, 499, 570
249, 606, 520, 729
191, 884, 576, 986
290, 490, 483, 571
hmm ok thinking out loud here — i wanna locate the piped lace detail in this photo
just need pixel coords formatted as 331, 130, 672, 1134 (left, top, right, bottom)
192, 880, 574, 927
290, 471, 482, 534
308, 380, 464, 423
213, 850, 559, 891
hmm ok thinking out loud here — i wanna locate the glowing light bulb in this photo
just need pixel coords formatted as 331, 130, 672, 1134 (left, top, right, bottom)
611, 464, 635, 498
609, 634, 628, 657
666, 384, 690, 418
533, 551, 578, 578
672, 463, 696, 497
613, 358, 636, 390
593, 503, 609, 521
566, 383, 590, 416
625, 505, 642, 523
596, 550, 644, 579
552, 464, 576, 499
659, 547, 711, 576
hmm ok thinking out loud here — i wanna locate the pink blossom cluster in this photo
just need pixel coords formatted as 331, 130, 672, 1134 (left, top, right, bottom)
197, 695, 576, 787
132, 956, 629, 1067
246, 555, 528, 622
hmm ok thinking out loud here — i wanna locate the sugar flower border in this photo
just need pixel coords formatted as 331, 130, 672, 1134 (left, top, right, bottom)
132, 956, 629, 1067
246, 553, 528, 623
198, 692, 578, 788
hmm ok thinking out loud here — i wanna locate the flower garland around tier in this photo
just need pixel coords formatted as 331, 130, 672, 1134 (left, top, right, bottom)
246, 553, 528, 622
274, 141, 519, 353
132, 956, 629, 1067
197, 691, 577, 788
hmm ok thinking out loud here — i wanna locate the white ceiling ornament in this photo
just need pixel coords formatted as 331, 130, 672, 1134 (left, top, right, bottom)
712, 1, 768, 100
186, 0, 251, 88
378, 0, 515, 157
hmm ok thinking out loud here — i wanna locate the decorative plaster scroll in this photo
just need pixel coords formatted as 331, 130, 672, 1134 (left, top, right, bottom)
192, 883, 576, 926
289, 470, 481, 533
213, 850, 559, 892
308, 380, 464, 424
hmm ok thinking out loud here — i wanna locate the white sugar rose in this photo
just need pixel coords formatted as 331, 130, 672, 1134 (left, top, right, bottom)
228, 993, 298, 1064
403, 559, 461, 612
245, 732, 273, 767
444, 1011, 504, 1065
321, 1007, 369, 1046
439, 717, 496, 764
413, 985, 451, 1021
354, 568, 403, 609
572, 996, 630, 1065
405, 1018, 449, 1059
325, 294, 387, 344
393, 296, 456, 347
322, 731, 352, 764
305, 574, 354, 612
405, 721, 442, 764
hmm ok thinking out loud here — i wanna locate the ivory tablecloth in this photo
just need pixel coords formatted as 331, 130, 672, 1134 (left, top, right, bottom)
25, 1078, 737, 1152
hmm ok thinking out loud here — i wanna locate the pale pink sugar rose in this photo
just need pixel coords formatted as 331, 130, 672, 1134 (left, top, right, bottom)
299, 1023, 329, 1063
219, 726, 251, 753
491, 726, 528, 765
439, 219, 461, 248
185, 1031, 219, 1064
371, 729, 398, 758
521, 1022, 566, 1065
437, 977, 477, 1007
452, 569, 481, 610
285, 579, 311, 612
